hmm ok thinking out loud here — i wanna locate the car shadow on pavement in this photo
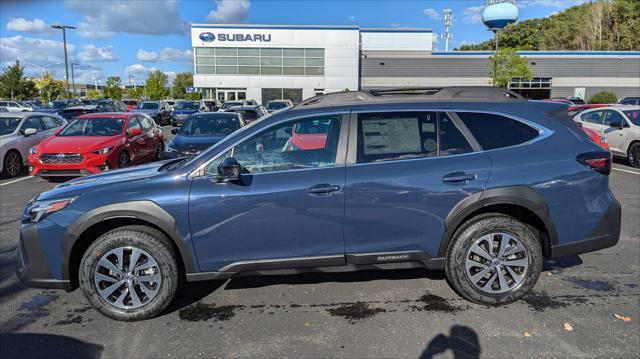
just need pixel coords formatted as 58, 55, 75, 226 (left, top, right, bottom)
0, 333, 103, 359
543, 255, 583, 272
163, 280, 226, 314
421, 325, 481, 359
224, 268, 445, 290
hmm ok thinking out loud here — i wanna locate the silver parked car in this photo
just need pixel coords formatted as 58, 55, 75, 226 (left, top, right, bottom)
0, 100, 32, 112
0, 112, 67, 177
575, 106, 640, 167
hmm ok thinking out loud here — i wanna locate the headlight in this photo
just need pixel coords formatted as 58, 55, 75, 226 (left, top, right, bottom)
93, 146, 114, 155
29, 146, 38, 155
165, 143, 177, 152
28, 196, 77, 223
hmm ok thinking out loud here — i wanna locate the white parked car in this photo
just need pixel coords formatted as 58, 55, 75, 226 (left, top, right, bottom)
0, 112, 67, 177
0, 101, 32, 112
575, 106, 640, 167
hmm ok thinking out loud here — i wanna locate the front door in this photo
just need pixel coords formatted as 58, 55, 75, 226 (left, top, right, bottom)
345, 111, 491, 259
601, 109, 629, 156
189, 114, 348, 272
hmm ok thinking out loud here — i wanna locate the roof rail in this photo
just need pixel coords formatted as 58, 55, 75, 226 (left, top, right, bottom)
368, 86, 524, 100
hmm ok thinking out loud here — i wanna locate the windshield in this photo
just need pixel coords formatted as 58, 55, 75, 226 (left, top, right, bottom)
571, 99, 586, 105
221, 101, 241, 110
0, 117, 21, 135
58, 117, 125, 136
139, 102, 159, 110
123, 100, 138, 106
176, 102, 199, 110
179, 114, 240, 136
294, 118, 332, 134
623, 110, 640, 126
267, 101, 288, 110
42, 101, 67, 109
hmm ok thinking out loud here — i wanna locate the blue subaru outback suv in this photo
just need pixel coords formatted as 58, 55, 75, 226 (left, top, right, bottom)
17, 87, 621, 321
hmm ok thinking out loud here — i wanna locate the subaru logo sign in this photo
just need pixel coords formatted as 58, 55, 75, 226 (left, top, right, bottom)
56, 154, 65, 159
199, 32, 215, 42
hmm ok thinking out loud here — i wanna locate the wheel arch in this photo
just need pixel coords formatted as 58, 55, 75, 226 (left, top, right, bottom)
439, 186, 558, 258
63, 200, 195, 289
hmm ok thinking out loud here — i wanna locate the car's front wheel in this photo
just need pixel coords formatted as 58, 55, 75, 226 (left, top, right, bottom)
628, 142, 640, 168
79, 225, 179, 321
2, 150, 23, 178
445, 213, 543, 305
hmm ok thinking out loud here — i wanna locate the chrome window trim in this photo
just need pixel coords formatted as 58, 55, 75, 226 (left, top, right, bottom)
188, 111, 350, 179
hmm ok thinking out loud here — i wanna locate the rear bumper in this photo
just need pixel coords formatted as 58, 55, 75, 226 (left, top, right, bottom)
550, 199, 621, 258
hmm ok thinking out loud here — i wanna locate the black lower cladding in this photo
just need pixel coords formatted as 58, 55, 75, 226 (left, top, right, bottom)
15, 224, 72, 290
550, 199, 621, 258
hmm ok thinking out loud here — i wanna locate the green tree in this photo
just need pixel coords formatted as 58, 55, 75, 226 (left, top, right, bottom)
0, 60, 38, 99
34, 72, 65, 103
103, 76, 123, 100
87, 89, 101, 99
145, 70, 170, 100
589, 91, 618, 104
488, 48, 534, 88
187, 92, 201, 101
171, 72, 194, 99
127, 87, 144, 99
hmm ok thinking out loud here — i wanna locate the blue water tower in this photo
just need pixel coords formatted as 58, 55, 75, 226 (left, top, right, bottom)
482, 0, 519, 30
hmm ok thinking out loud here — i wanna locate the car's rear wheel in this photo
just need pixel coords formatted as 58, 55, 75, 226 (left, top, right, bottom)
118, 151, 130, 168
628, 142, 640, 168
2, 150, 23, 178
79, 225, 179, 321
445, 213, 543, 305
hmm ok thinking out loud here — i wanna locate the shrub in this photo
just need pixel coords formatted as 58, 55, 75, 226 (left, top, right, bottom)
589, 91, 618, 104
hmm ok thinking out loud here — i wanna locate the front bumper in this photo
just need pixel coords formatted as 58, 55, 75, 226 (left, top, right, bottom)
29, 153, 112, 177
550, 199, 621, 258
15, 222, 72, 290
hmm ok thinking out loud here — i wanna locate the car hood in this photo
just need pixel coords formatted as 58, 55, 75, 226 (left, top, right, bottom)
37, 160, 171, 201
35, 108, 62, 114
171, 134, 225, 152
38, 135, 122, 153
172, 109, 198, 116
132, 109, 159, 115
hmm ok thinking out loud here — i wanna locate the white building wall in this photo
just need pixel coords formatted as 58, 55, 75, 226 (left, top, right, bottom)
360, 30, 433, 52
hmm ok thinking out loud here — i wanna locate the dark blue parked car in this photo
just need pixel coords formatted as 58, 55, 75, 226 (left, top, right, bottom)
165, 112, 245, 158
16, 87, 620, 321
170, 101, 200, 127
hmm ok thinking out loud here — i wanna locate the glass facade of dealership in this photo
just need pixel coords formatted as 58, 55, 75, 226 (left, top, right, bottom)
195, 48, 325, 76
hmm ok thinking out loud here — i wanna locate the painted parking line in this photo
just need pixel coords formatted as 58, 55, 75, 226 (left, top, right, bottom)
0, 176, 35, 186
612, 167, 640, 175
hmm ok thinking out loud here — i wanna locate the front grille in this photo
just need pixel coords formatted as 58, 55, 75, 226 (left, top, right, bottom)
40, 153, 84, 164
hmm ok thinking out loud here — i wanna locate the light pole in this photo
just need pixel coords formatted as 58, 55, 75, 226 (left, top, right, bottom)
71, 63, 79, 98
51, 24, 76, 99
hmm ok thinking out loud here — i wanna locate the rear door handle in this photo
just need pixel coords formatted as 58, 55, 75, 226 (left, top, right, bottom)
308, 184, 341, 194
443, 172, 476, 183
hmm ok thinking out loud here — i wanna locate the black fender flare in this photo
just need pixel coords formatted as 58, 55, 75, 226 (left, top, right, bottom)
61, 200, 196, 280
438, 186, 558, 257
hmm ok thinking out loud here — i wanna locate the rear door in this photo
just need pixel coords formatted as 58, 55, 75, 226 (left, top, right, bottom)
600, 110, 628, 156
579, 110, 606, 133
344, 110, 491, 261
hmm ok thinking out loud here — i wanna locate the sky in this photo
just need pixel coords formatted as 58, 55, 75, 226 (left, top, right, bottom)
0, 0, 588, 85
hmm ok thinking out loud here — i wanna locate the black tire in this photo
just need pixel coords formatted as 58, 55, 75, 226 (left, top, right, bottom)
79, 225, 179, 321
155, 142, 164, 160
118, 151, 130, 168
2, 150, 23, 178
445, 213, 543, 305
628, 142, 640, 168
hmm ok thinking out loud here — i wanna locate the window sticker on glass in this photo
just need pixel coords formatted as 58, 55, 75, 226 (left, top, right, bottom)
362, 118, 422, 155
421, 122, 435, 133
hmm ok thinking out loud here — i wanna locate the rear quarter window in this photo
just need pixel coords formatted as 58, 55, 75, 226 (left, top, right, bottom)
458, 112, 540, 150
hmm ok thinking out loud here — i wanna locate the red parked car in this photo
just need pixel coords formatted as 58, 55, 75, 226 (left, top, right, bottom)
28, 113, 164, 179
284, 117, 333, 151
123, 99, 139, 111
567, 103, 610, 116
580, 125, 609, 151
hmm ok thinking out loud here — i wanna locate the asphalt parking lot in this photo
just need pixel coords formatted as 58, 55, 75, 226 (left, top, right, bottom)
0, 127, 638, 358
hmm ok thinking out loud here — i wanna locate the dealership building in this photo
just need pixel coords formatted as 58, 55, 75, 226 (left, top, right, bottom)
191, 24, 640, 104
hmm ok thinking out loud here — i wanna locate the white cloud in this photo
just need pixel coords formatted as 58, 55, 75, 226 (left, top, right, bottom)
136, 47, 192, 63
432, 31, 439, 50
0, 35, 76, 65
462, 5, 484, 24
65, 0, 189, 39
163, 71, 177, 84
423, 8, 441, 21
125, 64, 148, 77
6, 18, 52, 34
72, 64, 104, 83
79, 44, 117, 62
460, 40, 476, 46
206, 0, 251, 23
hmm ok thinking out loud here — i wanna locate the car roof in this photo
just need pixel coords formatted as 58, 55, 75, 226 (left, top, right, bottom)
227, 105, 260, 111
74, 112, 133, 119
0, 112, 31, 118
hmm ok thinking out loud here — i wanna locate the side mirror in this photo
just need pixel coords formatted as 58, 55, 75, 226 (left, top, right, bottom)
54, 127, 63, 135
129, 128, 142, 137
23, 128, 38, 136
217, 157, 242, 182
609, 121, 623, 129
171, 128, 179, 135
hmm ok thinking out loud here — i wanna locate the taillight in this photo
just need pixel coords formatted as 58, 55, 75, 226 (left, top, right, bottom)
577, 152, 611, 176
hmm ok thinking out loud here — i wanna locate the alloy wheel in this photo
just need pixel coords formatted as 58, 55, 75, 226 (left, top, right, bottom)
4, 152, 22, 177
94, 247, 162, 310
118, 152, 130, 168
629, 143, 640, 168
464, 233, 529, 294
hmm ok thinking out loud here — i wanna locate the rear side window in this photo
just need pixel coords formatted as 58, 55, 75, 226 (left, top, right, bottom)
581, 111, 603, 125
41, 116, 59, 129
356, 111, 474, 163
458, 112, 539, 150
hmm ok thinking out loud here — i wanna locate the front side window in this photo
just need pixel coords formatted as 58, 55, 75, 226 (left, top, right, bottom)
439, 113, 474, 156
602, 110, 626, 126
41, 116, 59, 129
204, 115, 342, 175
138, 116, 152, 130
127, 117, 141, 132
22, 116, 43, 132
458, 112, 539, 150
0, 116, 21, 135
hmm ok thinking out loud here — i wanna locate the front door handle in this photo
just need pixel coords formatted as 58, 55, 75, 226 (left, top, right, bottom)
308, 184, 341, 194
443, 172, 476, 183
